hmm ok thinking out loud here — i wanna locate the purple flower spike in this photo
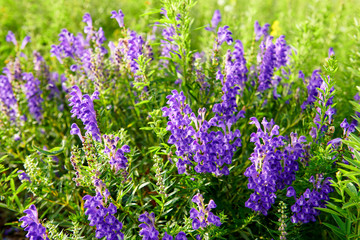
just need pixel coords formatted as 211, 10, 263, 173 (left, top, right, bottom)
254, 21, 270, 41
68, 86, 101, 142
20, 36, 31, 50
175, 232, 188, 240
22, 72, 43, 122
19, 205, 49, 240
70, 123, 84, 142
83, 190, 124, 239
111, 10, 125, 28
245, 118, 305, 215
18, 170, 31, 182
205, 10, 221, 31
286, 186, 296, 198
217, 26, 233, 45
83, 13, 92, 27
0, 74, 19, 123
6, 31, 17, 46
328, 47, 335, 58
190, 193, 221, 230
163, 232, 173, 240
290, 176, 333, 224
138, 211, 159, 240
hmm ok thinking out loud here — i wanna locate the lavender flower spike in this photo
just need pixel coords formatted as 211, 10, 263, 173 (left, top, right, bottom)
19, 205, 49, 240
138, 211, 159, 240
6, 31, 17, 46
205, 10, 221, 31
111, 10, 125, 28
70, 123, 84, 142
21, 36, 31, 50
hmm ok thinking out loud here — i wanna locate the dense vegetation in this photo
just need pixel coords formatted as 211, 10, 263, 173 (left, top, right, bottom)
1, 0, 360, 239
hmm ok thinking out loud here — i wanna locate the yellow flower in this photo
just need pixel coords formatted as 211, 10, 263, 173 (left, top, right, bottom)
270, 20, 281, 37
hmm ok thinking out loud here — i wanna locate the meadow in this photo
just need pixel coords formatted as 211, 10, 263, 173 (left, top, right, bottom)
1, 0, 360, 239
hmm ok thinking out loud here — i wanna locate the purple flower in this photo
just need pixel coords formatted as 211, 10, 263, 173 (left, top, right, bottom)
190, 193, 221, 230
163, 232, 173, 240
20, 36, 31, 50
162, 88, 243, 176
68, 86, 101, 141
245, 118, 305, 215
138, 212, 159, 240
258, 37, 276, 92
286, 186, 296, 198
6, 31, 17, 46
205, 10, 221, 31
83, 191, 124, 239
19, 205, 49, 240
0, 74, 19, 123
327, 138, 342, 148
254, 21, 270, 41
301, 70, 323, 109
22, 72, 43, 122
175, 232, 188, 240
18, 170, 31, 182
274, 35, 289, 68
217, 26, 233, 45
111, 10, 125, 28
103, 134, 130, 174
328, 47, 335, 58
290, 176, 333, 224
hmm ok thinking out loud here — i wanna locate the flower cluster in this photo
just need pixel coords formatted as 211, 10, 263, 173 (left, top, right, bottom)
6, 31, 31, 50
22, 72, 43, 122
244, 117, 306, 215
18, 170, 31, 182
19, 205, 49, 240
138, 211, 159, 240
83, 183, 124, 239
254, 21, 270, 41
205, 10, 221, 32
0, 74, 18, 123
340, 118, 356, 137
103, 134, 130, 175
160, 12, 179, 69
162, 89, 242, 176
51, 13, 108, 84
189, 193, 221, 230
310, 77, 336, 140
138, 212, 189, 240
301, 70, 323, 110
287, 175, 333, 224
68, 85, 101, 141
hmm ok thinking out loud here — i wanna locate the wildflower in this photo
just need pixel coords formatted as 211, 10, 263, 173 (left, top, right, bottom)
19, 205, 49, 240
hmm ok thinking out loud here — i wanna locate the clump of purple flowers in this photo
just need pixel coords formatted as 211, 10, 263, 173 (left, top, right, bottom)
138, 212, 189, 240
162, 89, 243, 176
205, 10, 221, 32
19, 205, 49, 240
0, 74, 18, 123
309, 77, 336, 140
18, 170, 31, 182
83, 181, 124, 239
189, 193, 221, 230
22, 72, 43, 123
287, 175, 333, 224
103, 134, 130, 175
301, 70, 323, 110
244, 117, 306, 215
138, 211, 159, 240
68, 85, 101, 142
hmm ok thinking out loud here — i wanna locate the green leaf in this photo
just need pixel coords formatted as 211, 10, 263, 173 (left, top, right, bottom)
149, 195, 163, 207
322, 223, 346, 239
32, 140, 65, 156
